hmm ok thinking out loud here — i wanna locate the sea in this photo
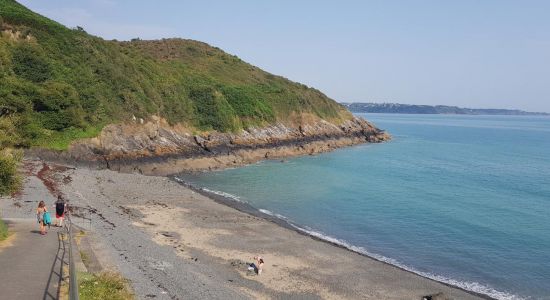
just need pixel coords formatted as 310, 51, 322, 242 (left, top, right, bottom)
176, 113, 550, 300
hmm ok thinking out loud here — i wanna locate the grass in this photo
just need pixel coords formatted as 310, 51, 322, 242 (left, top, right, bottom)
34, 124, 105, 151
75, 231, 90, 268
78, 272, 133, 300
79, 251, 89, 266
0, 219, 8, 241
58, 228, 132, 299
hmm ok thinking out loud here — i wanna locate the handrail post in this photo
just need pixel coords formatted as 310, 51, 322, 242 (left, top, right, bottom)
66, 209, 79, 300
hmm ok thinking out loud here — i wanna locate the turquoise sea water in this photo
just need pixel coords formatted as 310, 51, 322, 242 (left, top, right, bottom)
177, 114, 550, 300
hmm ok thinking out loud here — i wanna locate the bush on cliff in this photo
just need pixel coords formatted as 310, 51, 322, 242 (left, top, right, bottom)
0, 0, 351, 150
0, 148, 22, 196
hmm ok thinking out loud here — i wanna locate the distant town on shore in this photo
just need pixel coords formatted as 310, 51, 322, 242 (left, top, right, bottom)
343, 102, 549, 116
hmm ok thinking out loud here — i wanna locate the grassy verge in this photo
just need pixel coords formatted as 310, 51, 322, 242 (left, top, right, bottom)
59, 229, 133, 300
78, 272, 133, 300
0, 219, 8, 241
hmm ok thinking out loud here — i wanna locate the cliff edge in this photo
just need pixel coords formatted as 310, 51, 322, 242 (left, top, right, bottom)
33, 115, 390, 175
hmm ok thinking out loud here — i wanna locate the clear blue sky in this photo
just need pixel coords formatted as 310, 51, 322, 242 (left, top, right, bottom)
19, 0, 550, 112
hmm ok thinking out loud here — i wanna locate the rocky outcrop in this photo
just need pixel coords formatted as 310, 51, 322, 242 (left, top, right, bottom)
31, 116, 390, 175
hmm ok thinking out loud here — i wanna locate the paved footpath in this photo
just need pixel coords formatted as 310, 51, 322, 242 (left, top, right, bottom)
0, 218, 67, 300
0, 162, 68, 300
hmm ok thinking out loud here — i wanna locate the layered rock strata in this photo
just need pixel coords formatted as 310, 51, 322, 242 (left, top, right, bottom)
32, 116, 390, 175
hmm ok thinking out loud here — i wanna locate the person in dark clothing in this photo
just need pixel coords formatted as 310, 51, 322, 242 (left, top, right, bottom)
54, 195, 67, 227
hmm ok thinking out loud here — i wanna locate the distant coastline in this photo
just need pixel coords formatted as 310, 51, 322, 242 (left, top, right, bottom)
343, 102, 549, 116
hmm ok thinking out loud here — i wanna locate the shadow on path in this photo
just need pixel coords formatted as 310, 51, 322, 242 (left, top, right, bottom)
43, 231, 68, 300
0, 219, 67, 300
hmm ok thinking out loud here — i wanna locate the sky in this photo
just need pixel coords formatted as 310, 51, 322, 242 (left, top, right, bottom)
18, 0, 550, 112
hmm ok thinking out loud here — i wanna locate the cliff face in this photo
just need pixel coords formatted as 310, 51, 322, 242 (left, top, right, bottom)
33, 116, 390, 175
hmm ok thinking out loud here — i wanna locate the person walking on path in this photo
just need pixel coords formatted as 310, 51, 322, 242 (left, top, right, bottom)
54, 195, 67, 227
36, 201, 48, 235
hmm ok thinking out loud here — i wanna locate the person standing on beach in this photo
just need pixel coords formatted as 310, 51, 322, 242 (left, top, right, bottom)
37, 201, 48, 235
54, 195, 67, 227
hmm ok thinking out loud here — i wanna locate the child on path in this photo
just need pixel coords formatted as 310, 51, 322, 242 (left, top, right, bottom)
36, 201, 48, 235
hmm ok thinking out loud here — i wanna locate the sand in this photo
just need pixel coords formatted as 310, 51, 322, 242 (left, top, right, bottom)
5, 160, 486, 299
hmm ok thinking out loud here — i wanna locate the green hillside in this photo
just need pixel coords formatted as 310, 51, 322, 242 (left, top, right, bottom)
0, 0, 351, 151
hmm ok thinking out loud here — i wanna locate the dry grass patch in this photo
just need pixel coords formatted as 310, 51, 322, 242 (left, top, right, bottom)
78, 271, 133, 300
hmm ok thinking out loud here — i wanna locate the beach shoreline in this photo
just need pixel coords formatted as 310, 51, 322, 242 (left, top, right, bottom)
171, 176, 496, 300
3, 160, 489, 299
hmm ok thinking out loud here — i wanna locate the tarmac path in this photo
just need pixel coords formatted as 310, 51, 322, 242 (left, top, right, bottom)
0, 218, 66, 300
0, 162, 67, 300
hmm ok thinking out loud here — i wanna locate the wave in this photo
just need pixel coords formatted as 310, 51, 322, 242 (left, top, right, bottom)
258, 208, 288, 220
201, 188, 243, 203
172, 176, 186, 184
174, 177, 244, 203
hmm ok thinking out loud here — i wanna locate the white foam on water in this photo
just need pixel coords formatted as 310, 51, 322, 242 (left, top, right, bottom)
173, 176, 186, 184
258, 208, 288, 220
173, 177, 245, 203
285, 222, 524, 300
200, 188, 244, 203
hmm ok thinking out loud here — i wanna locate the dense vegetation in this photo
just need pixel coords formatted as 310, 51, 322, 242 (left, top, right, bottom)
0, 0, 350, 152
0, 148, 21, 196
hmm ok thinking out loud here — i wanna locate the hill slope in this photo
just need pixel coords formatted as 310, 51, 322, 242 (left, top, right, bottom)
0, 0, 353, 150
1, 0, 388, 176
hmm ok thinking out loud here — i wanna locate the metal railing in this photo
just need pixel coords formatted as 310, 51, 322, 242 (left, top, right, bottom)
65, 210, 79, 300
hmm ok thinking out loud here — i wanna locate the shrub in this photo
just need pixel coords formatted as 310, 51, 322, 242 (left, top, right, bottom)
0, 115, 22, 148
0, 113, 42, 148
221, 86, 274, 124
190, 86, 238, 131
33, 81, 79, 112
12, 44, 51, 83
0, 149, 22, 196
